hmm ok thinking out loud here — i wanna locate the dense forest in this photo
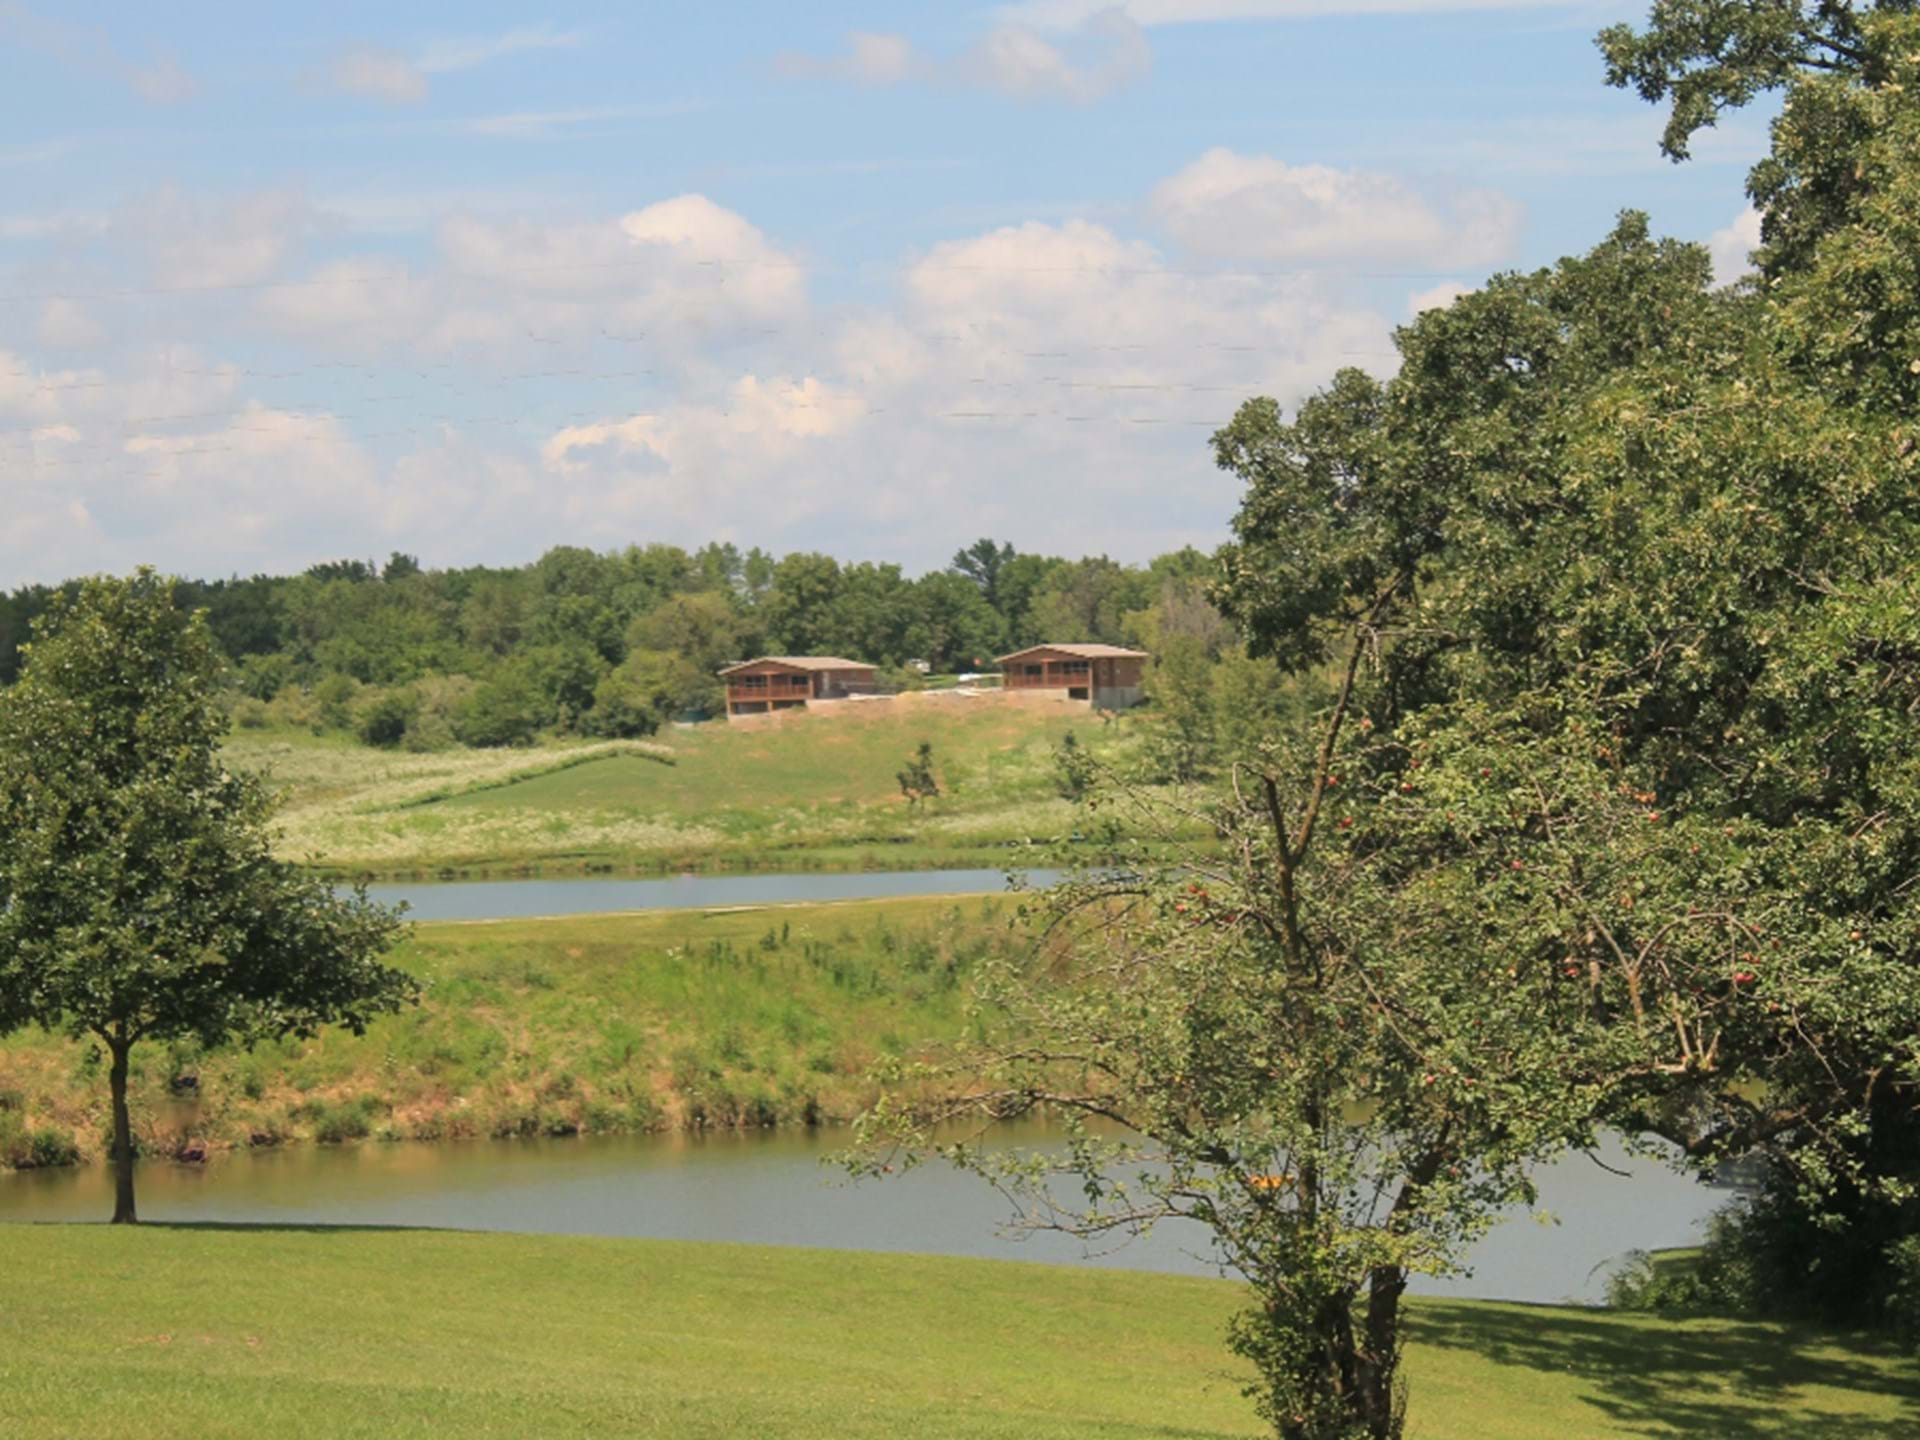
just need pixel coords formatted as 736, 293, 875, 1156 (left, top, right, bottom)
0, 539, 1231, 749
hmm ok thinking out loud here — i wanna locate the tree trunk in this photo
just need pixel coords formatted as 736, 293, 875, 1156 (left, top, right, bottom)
1357, 1264, 1408, 1439
107, 1032, 137, 1225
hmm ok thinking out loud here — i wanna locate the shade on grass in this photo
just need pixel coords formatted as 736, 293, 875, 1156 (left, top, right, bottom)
2, 1226, 1915, 1438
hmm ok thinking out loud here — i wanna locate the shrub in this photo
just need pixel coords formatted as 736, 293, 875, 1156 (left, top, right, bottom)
313, 673, 360, 732
456, 670, 543, 747
1603, 1250, 1712, 1313
355, 690, 418, 748
402, 712, 457, 752
1053, 728, 1093, 800
1605, 1204, 1764, 1317
26, 1130, 80, 1168
230, 696, 271, 729
232, 651, 294, 702
0, 1118, 79, 1170
307, 1096, 377, 1144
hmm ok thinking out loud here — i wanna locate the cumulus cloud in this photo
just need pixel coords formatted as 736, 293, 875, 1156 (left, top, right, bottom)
319, 24, 580, 105
324, 45, 428, 104
965, 9, 1151, 101
35, 298, 104, 349
532, 211, 1394, 560
120, 186, 324, 290
0, 4, 198, 103
1408, 280, 1472, 315
781, 9, 1149, 103
2, 161, 1412, 580
0, 342, 439, 578
1709, 205, 1762, 288
1149, 148, 1521, 269
126, 51, 197, 104
251, 193, 806, 363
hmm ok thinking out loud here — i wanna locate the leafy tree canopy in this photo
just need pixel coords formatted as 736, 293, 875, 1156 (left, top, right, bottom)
0, 573, 413, 1221
1598, 0, 1912, 160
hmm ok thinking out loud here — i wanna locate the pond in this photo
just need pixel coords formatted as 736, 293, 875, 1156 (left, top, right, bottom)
9, 870, 1745, 1303
360, 868, 1061, 921
0, 1122, 1736, 1305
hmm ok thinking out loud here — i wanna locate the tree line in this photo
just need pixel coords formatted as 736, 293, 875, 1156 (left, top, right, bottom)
0, 540, 1216, 749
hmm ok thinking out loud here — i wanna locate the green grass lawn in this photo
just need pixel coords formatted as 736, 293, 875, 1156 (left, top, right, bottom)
232, 694, 1167, 877
2, 1225, 1914, 1439
0, 898, 1016, 1168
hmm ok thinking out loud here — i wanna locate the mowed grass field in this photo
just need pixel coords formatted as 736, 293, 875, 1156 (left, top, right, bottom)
3, 1226, 1916, 1439
0, 898, 1018, 1167
235, 692, 1163, 877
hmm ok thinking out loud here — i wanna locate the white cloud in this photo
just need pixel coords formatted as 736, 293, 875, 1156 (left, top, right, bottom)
2, 163, 1413, 580
1149, 148, 1521, 269
965, 8, 1151, 101
325, 45, 429, 104
118, 185, 322, 290
1709, 205, 1762, 287
454, 102, 702, 139
0, 343, 424, 579
1408, 280, 1472, 314
781, 9, 1150, 103
0, 206, 107, 239
541, 375, 870, 534
840, 32, 919, 85
256, 193, 806, 356
320, 24, 580, 106
531, 211, 1394, 560
416, 25, 581, 75
127, 51, 197, 104
0, 4, 198, 104
36, 298, 104, 349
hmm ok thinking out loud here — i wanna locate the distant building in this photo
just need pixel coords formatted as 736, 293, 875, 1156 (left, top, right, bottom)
718, 656, 878, 719
996, 643, 1149, 709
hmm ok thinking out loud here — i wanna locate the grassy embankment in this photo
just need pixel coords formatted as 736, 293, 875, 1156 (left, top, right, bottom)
0, 897, 1019, 1167
235, 690, 1168, 879
3, 1225, 1916, 1439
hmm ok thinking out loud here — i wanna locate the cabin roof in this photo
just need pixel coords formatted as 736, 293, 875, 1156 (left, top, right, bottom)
717, 655, 874, 676
995, 643, 1149, 664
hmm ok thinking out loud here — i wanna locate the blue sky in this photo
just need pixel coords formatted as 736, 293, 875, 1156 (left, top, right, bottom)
0, 2, 1768, 584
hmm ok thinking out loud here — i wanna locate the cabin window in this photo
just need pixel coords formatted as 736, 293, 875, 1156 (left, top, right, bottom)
1023, 664, 1043, 677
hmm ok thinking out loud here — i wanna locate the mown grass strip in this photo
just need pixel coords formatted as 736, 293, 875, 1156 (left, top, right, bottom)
2, 1225, 1915, 1439
373, 741, 677, 813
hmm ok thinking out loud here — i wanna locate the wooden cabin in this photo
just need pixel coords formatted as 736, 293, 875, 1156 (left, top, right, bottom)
995, 643, 1149, 710
718, 656, 878, 719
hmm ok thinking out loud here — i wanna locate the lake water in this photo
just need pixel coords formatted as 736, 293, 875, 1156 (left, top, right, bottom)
361, 868, 1060, 921
8, 868, 1742, 1303
0, 1122, 1732, 1305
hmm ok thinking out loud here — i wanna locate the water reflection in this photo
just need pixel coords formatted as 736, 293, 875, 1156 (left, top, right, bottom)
0, 1123, 1732, 1304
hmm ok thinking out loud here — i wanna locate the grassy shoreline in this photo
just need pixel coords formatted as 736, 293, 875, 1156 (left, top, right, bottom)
4, 1225, 1915, 1438
0, 897, 1014, 1171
